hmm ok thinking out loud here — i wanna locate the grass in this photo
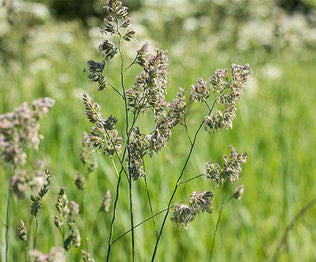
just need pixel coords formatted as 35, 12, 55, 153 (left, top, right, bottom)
1, 21, 316, 261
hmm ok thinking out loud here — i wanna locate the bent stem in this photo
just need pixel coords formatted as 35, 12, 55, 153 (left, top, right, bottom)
272, 197, 316, 261
151, 101, 216, 261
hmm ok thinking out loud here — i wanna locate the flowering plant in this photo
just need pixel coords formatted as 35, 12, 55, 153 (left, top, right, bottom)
80, 1, 251, 261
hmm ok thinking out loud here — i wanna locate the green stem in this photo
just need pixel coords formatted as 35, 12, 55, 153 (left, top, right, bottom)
144, 175, 158, 239
209, 193, 226, 262
82, 187, 89, 252
112, 202, 183, 244
272, 197, 316, 261
33, 218, 39, 249
151, 100, 217, 261
24, 240, 28, 262
119, 39, 135, 262
5, 187, 12, 262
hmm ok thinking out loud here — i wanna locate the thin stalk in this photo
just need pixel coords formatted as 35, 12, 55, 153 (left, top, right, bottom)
127, 173, 135, 261
104, 129, 128, 180
177, 174, 204, 186
33, 218, 39, 249
144, 174, 158, 239
112, 201, 187, 244
82, 187, 89, 252
123, 56, 138, 73
5, 187, 12, 262
272, 197, 316, 261
151, 100, 217, 261
108, 82, 124, 99
105, 100, 142, 261
24, 241, 28, 262
183, 112, 193, 146
106, 30, 136, 261
209, 192, 226, 262
111, 158, 120, 178
118, 35, 135, 262
106, 167, 123, 262
28, 216, 33, 251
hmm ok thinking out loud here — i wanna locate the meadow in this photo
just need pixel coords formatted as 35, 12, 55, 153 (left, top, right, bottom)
1, 0, 316, 261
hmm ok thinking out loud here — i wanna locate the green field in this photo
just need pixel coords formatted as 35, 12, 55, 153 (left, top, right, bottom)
1, 1, 316, 261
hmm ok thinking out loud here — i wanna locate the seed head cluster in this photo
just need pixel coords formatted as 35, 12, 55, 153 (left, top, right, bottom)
205, 145, 247, 186
189, 64, 250, 131
0, 98, 54, 166
126, 46, 169, 119
54, 187, 81, 250
81, 250, 95, 262
83, 92, 122, 156
87, 0, 135, 91
30, 170, 51, 217
171, 191, 214, 227
80, 132, 97, 173
29, 247, 66, 262
100, 189, 111, 212
17, 219, 27, 241
233, 185, 245, 200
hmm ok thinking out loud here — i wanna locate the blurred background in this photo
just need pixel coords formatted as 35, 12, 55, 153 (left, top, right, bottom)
1, 0, 316, 261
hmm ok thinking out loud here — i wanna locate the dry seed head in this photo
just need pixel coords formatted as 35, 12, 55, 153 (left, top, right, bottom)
204, 106, 237, 131
64, 226, 81, 250
128, 127, 147, 180
75, 173, 86, 190
171, 203, 194, 228
222, 145, 247, 183
168, 88, 186, 127
204, 64, 250, 132
205, 145, 247, 185
172, 191, 214, 228
98, 40, 118, 59
189, 191, 214, 214
32, 97, 55, 120
82, 92, 102, 124
123, 27, 136, 41
10, 170, 28, 199
205, 162, 222, 186
100, 190, 111, 212
136, 42, 149, 66
30, 195, 42, 217
86, 60, 107, 91
69, 201, 79, 221
81, 250, 95, 262
233, 185, 245, 200
210, 68, 229, 93
190, 77, 210, 102
17, 219, 27, 241
0, 98, 54, 167
89, 125, 122, 156
80, 132, 97, 173
231, 64, 251, 86
103, 115, 118, 130
29, 247, 65, 262
56, 187, 69, 217
54, 216, 63, 229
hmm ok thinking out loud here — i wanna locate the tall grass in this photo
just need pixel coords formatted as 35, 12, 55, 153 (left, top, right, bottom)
1, 1, 316, 261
